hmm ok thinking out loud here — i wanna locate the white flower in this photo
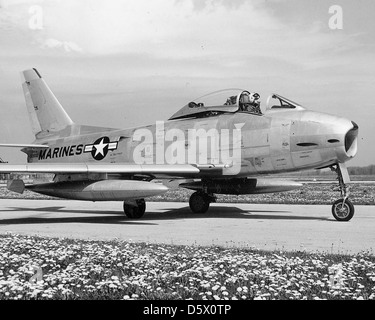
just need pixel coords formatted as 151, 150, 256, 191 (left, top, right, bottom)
356, 296, 364, 300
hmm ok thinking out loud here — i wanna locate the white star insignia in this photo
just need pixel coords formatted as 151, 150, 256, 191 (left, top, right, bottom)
93, 138, 108, 157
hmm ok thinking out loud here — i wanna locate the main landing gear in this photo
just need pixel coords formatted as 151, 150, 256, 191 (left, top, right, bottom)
123, 199, 146, 219
330, 163, 354, 222
189, 191, 216, 214
124, 192, 216, 218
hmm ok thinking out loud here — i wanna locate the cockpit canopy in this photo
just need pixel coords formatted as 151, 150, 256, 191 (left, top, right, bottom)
169, 89, 262, 120
168, 90, 306, 121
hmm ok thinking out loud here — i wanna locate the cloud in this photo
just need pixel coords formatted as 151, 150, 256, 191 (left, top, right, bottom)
27, 0, 360, 72
40, 38, 83, 53
0, 0, 365, 69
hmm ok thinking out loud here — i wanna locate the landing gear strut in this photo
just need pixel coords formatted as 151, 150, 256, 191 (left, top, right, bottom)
330, 163, 354, 221
189, 191, 216, 214
123, 199, 146, 219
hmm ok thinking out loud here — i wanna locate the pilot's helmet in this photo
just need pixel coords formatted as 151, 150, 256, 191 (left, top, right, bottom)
240, 92, 250, 104
249, 92, 260, 103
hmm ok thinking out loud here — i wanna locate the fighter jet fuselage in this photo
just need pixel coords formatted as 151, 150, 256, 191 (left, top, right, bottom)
27, 107, 358, 178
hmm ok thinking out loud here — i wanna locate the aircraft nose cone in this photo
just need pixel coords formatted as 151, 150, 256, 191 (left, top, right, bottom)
309, 113, 359, 164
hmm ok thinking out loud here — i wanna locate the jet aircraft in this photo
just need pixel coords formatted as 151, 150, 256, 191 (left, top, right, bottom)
0, 69, 359, 221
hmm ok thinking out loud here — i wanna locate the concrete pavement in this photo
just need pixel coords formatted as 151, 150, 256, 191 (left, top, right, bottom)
0, 199, 374, 254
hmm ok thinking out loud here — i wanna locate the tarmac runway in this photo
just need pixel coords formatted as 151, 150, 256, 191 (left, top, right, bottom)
0, 199, 374, 254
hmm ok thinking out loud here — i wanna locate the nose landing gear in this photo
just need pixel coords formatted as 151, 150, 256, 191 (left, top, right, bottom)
330, 163, 354, 221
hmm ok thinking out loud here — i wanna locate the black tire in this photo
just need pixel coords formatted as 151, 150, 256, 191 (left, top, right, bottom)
123, 199, 146, 219
331, 198, 354, 222
189, 192, 210, 214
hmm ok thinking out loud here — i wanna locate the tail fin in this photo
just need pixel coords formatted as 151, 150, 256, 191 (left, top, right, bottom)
22, 68, 74, 138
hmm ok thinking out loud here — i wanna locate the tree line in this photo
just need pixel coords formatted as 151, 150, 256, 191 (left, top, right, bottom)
348, 165, 375, 176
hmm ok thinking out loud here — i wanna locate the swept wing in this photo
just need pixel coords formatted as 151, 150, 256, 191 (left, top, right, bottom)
0, 163, 227, 178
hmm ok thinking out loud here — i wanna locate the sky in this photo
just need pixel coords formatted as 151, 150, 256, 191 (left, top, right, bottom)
0, 0, 374, 166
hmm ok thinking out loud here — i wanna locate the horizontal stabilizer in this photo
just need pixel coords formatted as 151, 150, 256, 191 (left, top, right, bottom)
7, 179, 25, 194
0, 144, 49, 149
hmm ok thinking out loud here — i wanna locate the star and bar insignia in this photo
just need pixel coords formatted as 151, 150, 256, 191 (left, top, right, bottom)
84, 137, 118, 161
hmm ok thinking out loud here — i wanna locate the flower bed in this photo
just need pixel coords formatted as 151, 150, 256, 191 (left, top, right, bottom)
0, 234, 374, 300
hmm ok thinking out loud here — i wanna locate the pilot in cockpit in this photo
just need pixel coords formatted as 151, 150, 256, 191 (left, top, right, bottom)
224, 95, 237, 106
240, 92, 261, 114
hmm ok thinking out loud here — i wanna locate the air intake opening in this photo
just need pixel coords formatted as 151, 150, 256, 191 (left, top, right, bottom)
345, 121, 359, 157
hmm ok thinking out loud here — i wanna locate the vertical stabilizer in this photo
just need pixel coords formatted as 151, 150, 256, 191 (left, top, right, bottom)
22, 68, 74, 138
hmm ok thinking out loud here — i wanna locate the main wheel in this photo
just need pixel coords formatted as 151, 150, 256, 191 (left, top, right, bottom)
332, 198, 354, 221
123, 199, 146, 219
189, 192, 210, 214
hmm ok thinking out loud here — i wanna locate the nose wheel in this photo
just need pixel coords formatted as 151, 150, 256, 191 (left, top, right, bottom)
330, 163, 354, 221
332, 198, 354, 222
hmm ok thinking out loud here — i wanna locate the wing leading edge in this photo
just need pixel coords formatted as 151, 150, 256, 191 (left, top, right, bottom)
0, 163, 199, 175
